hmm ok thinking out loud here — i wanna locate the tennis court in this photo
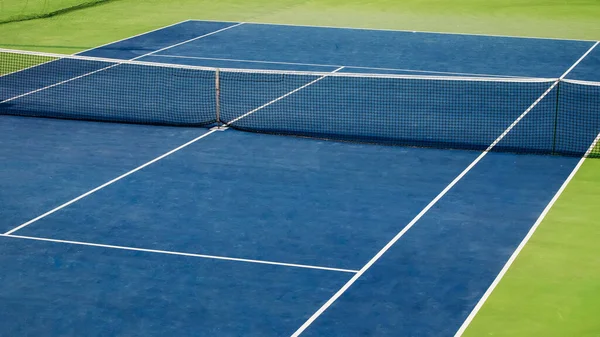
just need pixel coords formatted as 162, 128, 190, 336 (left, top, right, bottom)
1, 20, 599, 336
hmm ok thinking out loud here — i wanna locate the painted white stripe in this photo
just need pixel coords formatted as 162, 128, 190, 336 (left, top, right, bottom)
486, 81, 560, 149
452, 133, 600, 337
0, 20, 193, 79
558, 41, 599, 79
0, 48, 557, 82
2, 67, 341, 236
150, 54, 522, 78
3, 130, 217, 235
290, 84, 557, 336
152, 54, 335, 68
75, 20, 194, 55
290, 38, 598, 337
188, 19, 596, 43
135, 22, 244, 59
1, 62, 122, 104
0, 234, 358, 273
225, 66, 345, 126
0, 23, 244, 104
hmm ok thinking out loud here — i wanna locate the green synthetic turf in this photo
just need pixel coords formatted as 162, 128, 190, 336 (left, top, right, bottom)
0, 0, 112, 24
0, 1, 599, 336
0, 0, 304, 54
0, 0, 599, 54
463, 159, 600, 337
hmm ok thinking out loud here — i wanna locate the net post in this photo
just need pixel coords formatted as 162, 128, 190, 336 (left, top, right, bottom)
215, 68, 221, 126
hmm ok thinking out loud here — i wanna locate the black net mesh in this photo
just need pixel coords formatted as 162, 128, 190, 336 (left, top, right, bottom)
1, 49, 599, 157
555, 80, 600, 158
220, 72, 556, 153
1, 50, 217, 126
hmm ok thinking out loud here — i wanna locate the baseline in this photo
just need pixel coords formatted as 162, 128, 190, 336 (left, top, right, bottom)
188, 19, 596, 42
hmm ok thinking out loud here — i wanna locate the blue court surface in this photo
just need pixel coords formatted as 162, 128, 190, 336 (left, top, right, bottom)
1, 20, 600, 336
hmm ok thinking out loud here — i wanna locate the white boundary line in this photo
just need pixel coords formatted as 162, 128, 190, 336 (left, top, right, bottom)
75, 20, 194, 55
0, 20, 193, 79
151, 54, 335, 68
290, 77, 559, 337
558, 41, 599, 79
225, 66, 345, 125
0, 65, 348, 271
136, 22, 244, 60
1, 62, 122, 104
453, 134, 600, 337
0, 23, 244, 104
290, 37, 598, 337
188, 19, 596, 43
0, 48, 556, 82
149, 54, 523, 78
4, 34, 593, 237
451, 42, 600, 337
2, 65, 341, 235
0, 234, 358, 273
3, 130, 217, 235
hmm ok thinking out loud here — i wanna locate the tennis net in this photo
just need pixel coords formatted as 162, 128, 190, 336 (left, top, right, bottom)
1, 48, 599, 157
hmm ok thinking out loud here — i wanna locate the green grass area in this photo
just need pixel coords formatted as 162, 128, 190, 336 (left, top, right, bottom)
0, 0, 599, 54
1, 1, 599, 336
463, 159, 600, 337
0, 0, 112, 24
0, 51, 55, 75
